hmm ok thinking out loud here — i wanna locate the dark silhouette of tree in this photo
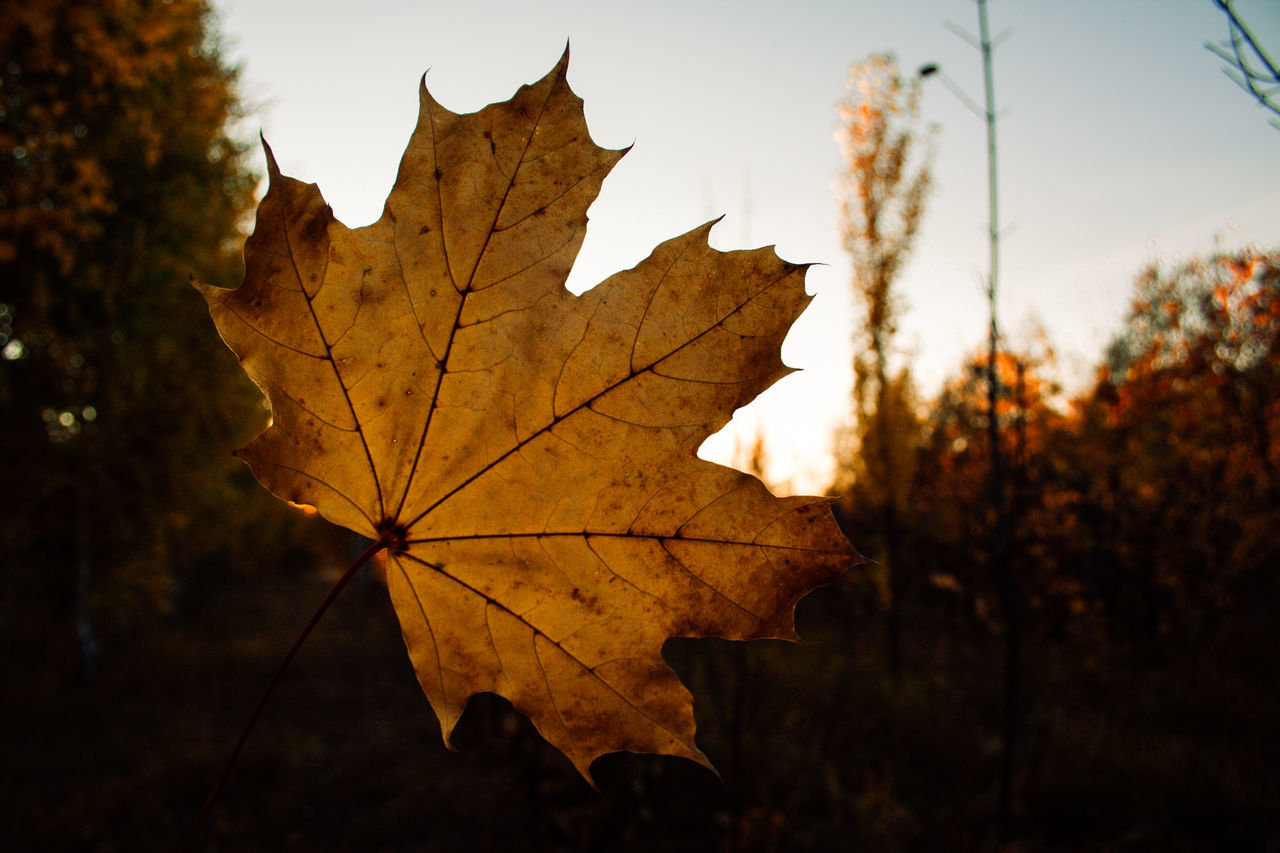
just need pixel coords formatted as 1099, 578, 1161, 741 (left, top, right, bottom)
834, 52, 934, 680
0, 0, 297, 673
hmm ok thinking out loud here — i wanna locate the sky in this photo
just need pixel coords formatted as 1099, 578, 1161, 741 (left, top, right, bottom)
210, 0, 1280, 492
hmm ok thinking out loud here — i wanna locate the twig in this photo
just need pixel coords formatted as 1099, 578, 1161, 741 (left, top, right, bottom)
1206, 0, 1280, 129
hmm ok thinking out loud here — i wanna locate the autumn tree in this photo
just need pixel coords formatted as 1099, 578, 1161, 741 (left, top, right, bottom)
834, 52, 935, 676
914, 249, 1280, 650
1084, 248, 1280, 640
910, 333, 1062, 626
0, 0, 293, 673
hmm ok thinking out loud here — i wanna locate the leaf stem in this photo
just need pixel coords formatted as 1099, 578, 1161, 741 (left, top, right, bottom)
181, 536, 390, 852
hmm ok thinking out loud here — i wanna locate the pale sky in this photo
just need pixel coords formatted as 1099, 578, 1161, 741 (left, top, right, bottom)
211, 0, 1280, 493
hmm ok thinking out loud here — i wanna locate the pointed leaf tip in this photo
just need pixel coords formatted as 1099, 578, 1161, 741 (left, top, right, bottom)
259, 134, 280, 177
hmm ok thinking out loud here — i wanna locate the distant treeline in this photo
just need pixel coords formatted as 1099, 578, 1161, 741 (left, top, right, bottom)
838, 248, 1279, 657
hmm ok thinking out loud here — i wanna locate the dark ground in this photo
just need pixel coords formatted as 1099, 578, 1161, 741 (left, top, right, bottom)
4, 554, 1278, 852
5, 562, 735, 852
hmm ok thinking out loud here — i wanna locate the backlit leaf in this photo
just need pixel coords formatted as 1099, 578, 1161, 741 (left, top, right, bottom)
195, 50, 858, 779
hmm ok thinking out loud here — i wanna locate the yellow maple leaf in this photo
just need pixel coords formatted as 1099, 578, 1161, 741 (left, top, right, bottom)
194, 50, 858, 780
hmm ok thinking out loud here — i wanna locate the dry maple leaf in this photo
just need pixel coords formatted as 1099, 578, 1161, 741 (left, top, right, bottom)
194, 50, 859, 780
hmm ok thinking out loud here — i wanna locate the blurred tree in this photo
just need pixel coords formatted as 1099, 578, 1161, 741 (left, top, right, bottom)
910, 249, 1280, 650
911, 336, 1062, 634
834, 52, 935, 677
909, 249, 1280, 651
1087, 249, 1280, 640
0, 0, 300, 673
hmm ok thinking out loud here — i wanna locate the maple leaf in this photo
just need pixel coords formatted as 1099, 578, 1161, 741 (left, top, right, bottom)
194, 51, 859, 780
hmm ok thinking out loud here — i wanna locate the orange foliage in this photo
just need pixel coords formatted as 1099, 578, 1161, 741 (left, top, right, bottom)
0, 0, 245, 275
879, 249, 1278, 649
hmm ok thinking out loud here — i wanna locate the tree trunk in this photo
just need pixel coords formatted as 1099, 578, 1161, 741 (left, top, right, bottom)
76, 485, 100, 680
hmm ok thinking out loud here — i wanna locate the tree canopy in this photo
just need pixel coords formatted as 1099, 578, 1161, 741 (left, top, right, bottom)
0, 0, 303, 667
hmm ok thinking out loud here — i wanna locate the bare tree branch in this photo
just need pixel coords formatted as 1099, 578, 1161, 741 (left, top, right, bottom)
1206, 0, 1280, 130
